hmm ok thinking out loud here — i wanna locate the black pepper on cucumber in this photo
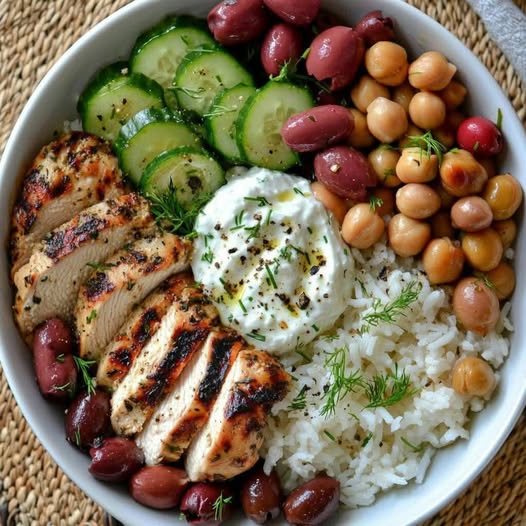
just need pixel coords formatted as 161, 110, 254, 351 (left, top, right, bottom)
115, 108, 202, 185
78, 62, 164, 142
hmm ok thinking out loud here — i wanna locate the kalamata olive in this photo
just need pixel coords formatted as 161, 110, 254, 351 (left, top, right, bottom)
180, 482, 235, 525
65, 389, 112, 450
440, 150, 488, 197
306, 26, 365, 91
452, 276, 500, 335
33, 318, 77, 399
314, 145, 376, 200
89, 437, 144, 482
452, 356, 496, 397
450, 196, 493, 232
262, 0, 321, 26
282, 105, 354, 152
130, 465, 189, 510
283, 476, 340, 525
208, 0, 270, 46
354, 10, 395, 46
456, 116, 503, 156
240, 464, 282, 524
260, 23, 303, 77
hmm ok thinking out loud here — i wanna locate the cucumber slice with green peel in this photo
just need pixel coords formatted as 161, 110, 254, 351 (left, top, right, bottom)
236, 82, 314, 171
140, 147, 225, 206
205, 84, 256, 162
115, 108, 202, 185
78, 62, 164, 142
174, 48, 254, 117
130, 16, 215, 109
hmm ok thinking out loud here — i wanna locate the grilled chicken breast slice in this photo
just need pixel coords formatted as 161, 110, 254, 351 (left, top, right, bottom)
137, 329, 244, 465
76, 232, 192, 361
13, 193, 152, 340
10, 132, 126, 275
111, 275, 220, 436
185, 350, 290, 482
97, 275, 184, 389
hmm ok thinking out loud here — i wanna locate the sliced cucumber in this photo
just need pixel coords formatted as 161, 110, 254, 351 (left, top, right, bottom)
205, 84, 256, 162
115, 108, 202, 185
130, 15, 215, 108
78, 62, 164, 142
141, 147, 225, 206
174, 48, 254, 116
237, 82, 314, 170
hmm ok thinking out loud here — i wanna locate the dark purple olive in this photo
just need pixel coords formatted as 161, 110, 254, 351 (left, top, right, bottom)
314, 145, 376, 200
240, 464, 282, 523
306, 26, 365, 91
89, 437, 144, 482
281, 105, 354, 152
180, 482, 235, 525
208, 0, 270, 46
129, 465, 189, 509
65, 388, 112, 450
260, 23, 303, 77
262, 0, 321, 26
283, 476, 340, 525
354, 10, 395, 46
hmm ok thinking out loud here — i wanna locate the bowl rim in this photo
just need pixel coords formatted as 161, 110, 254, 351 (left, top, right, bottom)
1, 0, 525, 524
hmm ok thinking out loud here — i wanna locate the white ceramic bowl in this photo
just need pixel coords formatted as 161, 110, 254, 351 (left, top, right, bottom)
0, 1, 524, 524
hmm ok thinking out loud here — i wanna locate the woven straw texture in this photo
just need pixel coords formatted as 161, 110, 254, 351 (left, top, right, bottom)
0, 1, 525, 525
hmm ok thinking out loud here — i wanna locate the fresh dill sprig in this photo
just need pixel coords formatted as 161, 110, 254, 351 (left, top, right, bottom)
244, 219, 262, 241
369, 196, 384, 212
265, 264, 277, 289
212, 492, 233, 522
364, 365, 418, 408
474, 272, 495, 289
246, 331, 266, 342
230, 209, 246, 231
288, 385, 308, 410
147, 180, 212, 237
321, 347, 363, 417
406, 130, 447, 165
73, 356, 97, 396
294, 338, 312, 363
361, 432, 373, 448
496, 108, 503, 130
244, 196, 271, 207
360, 281, 422, 333
400, 436, 425, 453
324, 430, 337, 442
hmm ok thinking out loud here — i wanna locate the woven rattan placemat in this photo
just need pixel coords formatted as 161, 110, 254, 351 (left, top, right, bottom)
0, 1, 525, 525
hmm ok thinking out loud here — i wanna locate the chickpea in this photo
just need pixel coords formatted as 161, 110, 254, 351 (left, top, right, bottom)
408, 91, 446, 129
453, 277, 500, 335
450, 196, 493, 232
395, 183, 441, 219
370, 187, 395, 217
366, 98, 408, 143
398, 124, 424, 148
408, 51, 457, 91
435, 183, 457, 210
348, 108, 376, 149
422, 238, 464, 284
365, 41, 408, 86
478, 157, 497, 179
440, 150, 488, 197
388, 213, 431, 257
461, 228, 503, 271
433, 121, 456, 149
451, 356, 496, 397
493, 219, 517, 249
341, 203, 385, 249
482, 174, 523, 221
350, 75, 390, 113
368, 146, 401, 187
439, 80, 468, 110
396, 147, 438, 183
311, 181, 349, 225
486, 261, 515, 300
392, 82, 416, 113
431, 211, 455, 238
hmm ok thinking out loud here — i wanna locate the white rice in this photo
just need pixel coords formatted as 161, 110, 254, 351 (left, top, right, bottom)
261, 242, 512, 508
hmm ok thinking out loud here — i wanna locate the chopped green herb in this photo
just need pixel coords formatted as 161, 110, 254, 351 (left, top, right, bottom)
293, 187, 306, 196
74, 428, 81, 448
369, 196, 384, 212
238, 299, 247, 313
475, 272, 495, 289
265, 264, 277, 289
212, 492, 233, 522
361, 432, 373, 448
324, 430, 337, 442
496, 108, 503, 130
73, 356, 97, 396
231, 209, 246, 231
86, 262, 116, 271
288, 385, 308, 410
364, 365, 418, 408
244, 196, 271, 206
383, 168, 395, 179
312, 324, 320, 332
360, 281, 422, 333
246, 331, 266, 342
406, 131, 447, 165
321, 347, 363, 417
201, 248, 214, 264
219, 277, 233, 299
86, 310, 97, 324
400, 436, 425, 453
265, 209, 273, 226
244, 219, 262, 241
473, 140, 480, 151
